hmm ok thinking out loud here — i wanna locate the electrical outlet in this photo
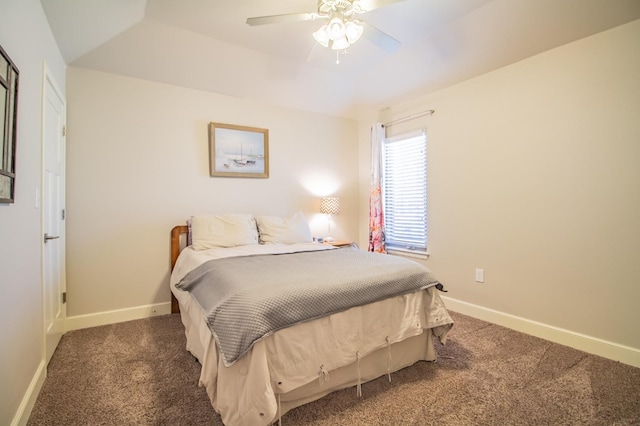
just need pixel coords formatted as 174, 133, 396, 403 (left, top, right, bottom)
475, 268, 484, 283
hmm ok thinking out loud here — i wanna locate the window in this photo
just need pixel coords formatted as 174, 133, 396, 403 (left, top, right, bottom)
0, 44, 19, 203
381, 130, 427, 254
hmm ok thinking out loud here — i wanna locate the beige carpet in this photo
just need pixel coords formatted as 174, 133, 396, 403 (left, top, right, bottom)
28, 311, 640, 425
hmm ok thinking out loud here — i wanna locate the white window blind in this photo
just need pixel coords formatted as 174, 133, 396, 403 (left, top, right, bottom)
381, 130, 427, 253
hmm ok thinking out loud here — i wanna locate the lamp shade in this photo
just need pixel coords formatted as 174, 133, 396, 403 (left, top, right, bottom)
313, 25, 330, 47
331, 36, 349, 50
345, 20, 363, 44
320, 197, 340, 215
327, 17, 346, 40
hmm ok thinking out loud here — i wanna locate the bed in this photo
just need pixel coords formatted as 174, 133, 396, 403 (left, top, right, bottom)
169, 213, 453, 426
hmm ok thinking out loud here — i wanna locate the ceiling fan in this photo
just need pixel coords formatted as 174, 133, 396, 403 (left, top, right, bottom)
246, 0, 405, 62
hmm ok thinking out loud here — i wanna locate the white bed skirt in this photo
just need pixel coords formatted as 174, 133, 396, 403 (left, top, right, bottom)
277, 331, 434, 415
172, 282, 452, 426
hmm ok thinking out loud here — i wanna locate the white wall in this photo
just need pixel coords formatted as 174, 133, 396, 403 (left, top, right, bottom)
65, 67, 359, 318
359, 20, 640, 364
0, 0, 66, 424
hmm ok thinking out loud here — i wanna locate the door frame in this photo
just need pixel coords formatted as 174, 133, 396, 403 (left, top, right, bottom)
41, 62, 67, 363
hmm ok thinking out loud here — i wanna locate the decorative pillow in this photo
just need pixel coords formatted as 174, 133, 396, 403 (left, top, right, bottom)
191, 214, 259, 250
256, 211, 313, 244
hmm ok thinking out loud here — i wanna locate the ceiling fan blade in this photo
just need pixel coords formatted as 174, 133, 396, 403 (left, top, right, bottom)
362, 21, 401, 53
358, 0, 407, 12
246, 12, 319, 26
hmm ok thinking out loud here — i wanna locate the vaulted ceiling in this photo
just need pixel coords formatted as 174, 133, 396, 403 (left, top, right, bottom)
40, 0, 640, 118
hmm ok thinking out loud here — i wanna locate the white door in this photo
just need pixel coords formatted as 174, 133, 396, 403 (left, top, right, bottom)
43, 68, 66, 364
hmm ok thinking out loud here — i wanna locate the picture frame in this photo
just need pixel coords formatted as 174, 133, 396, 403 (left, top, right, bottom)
0, 44, 20, 203
208, 122, 269, 178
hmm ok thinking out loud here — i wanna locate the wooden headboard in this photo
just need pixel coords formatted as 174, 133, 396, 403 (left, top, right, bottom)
170, 225, 189, 313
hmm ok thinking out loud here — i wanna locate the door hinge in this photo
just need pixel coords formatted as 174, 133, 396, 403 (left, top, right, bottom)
62, 126, 67, 137
62, 209, 66, 220
62, 292, 67, 304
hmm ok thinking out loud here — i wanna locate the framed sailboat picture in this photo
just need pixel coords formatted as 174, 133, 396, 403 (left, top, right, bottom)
208, 122, 269, 178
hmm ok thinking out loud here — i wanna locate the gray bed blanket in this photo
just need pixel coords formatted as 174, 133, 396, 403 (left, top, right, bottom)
176, 246, 441, 366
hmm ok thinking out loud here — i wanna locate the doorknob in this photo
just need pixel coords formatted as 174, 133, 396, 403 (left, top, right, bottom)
44, 233, 60, 243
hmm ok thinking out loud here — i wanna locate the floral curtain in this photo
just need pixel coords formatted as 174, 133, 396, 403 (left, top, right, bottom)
368, 123, 386, 253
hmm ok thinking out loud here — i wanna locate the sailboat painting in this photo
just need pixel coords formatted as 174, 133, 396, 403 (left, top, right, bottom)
209, 122, 269, 178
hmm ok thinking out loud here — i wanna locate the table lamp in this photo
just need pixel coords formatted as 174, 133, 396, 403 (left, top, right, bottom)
320, 197, 339, 242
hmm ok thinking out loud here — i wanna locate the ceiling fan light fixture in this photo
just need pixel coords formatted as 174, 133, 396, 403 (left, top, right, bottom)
309, 0, 397, 61
313, 25, 330, 47
247, 0, 403, 63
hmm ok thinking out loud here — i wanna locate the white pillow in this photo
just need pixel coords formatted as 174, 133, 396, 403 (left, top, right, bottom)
256, 211, 313, 244
191, 214, 259, 250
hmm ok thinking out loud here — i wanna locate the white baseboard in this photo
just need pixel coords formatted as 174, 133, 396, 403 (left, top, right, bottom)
66, 302, 172, 332
441, 296, 640, 368
11, 359, 46, 426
